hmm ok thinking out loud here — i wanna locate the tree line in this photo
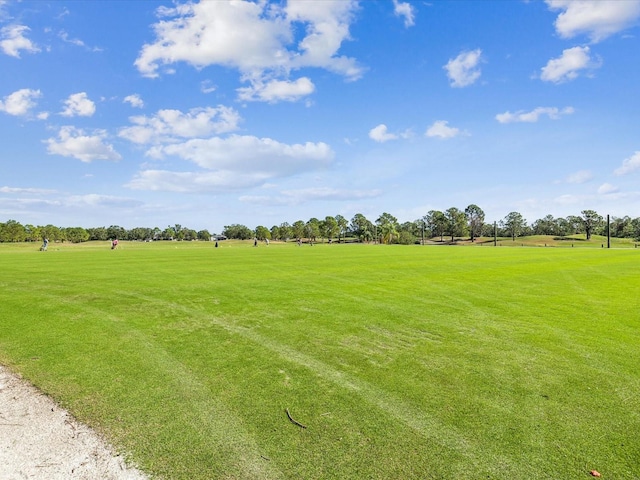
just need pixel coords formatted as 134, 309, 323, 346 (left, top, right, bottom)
0, 222, 211, 243
3, 207, 637, 244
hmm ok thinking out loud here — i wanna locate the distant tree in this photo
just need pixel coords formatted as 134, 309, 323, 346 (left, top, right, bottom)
182, 228, 197, 241
398, 230, 416, 245
503, 212, 527, 240
279, 222, 292, 241
63, 227, 89, 243
532, 215, 556, 236
87, 227, 108, 241
464, 204, 485, 242
581, 209, 603, 240
444, 207, 467, 241
322, 216, 339, 242
222, 224, 253, 240
40, 224, 62, 243
255, 225, 271, 241
107, 225, 127, 241
24, 224, 41, 242
292, 220, 305, 240
162, 225, 176, 240
425, 210, 446, 241
270, 225, 280, 241
350, 213, 373, 242
400, 221, 420, 237
376, 212, 399, 244
0, 220, 26, 242
335, 214, 348, 243
630, 217, 640, 240
305, 218, 320, 242
197, 229, 211, 241
565, 215, 583, 235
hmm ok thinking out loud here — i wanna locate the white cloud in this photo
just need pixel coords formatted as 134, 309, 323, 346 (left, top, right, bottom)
126, 170, 271, 193
135, 1, 361, 102
119, 106, 241, 145
444, 49, 482, 87
0, 24, 40, 57
0, 88, 41, 116
65, 194, 143, 208
540, 46, 600, 83
200, 80, 217, 94
123, 94, 144, 108
614, 151, 640, 176
566, 169, 593, 184
153, 135, 333, 173
240, 187, 382, 206
237, 77, 315, 103
0, 186, 57, 194
45, 126, 121, 163
369, 124, 398, 143
496, 106, 574, 123
597, 182, 619, 195
127, 134, 334, 193
59, 30, 85, 48
425, 120, 463, 139
546, 0, 640, 43
393, 0, 415, 28
61, 92, 96, 117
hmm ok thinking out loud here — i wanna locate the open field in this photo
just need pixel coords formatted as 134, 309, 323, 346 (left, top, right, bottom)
1, 240, 639, 479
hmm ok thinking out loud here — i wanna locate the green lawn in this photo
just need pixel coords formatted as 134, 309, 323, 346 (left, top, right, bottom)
1, 241, 639, 479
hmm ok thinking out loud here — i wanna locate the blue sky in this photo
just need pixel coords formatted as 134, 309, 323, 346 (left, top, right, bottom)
1, 0, 639, 233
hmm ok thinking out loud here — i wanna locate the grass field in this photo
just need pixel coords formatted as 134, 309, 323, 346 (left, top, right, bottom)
1, 240, 639, 479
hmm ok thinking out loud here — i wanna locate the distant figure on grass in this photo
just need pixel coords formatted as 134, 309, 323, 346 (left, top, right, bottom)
254, 238, 258, 247
40, 237, 48, 251
111, 238, 118, 250
265, 238, 269, 246
215, 240, 219, 248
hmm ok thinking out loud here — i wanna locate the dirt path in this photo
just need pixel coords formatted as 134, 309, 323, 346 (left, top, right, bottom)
0, 365, 148, 480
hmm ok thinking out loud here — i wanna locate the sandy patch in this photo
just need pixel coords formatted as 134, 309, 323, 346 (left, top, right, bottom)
0, 365, 148, 480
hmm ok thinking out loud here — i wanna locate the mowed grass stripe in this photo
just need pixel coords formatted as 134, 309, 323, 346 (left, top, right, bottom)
0, 287, 284, 479
1, 242, 639, 478
121, 291, 493, 463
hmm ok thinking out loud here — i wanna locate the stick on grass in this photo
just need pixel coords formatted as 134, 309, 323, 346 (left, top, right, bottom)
285, 408, 307, 429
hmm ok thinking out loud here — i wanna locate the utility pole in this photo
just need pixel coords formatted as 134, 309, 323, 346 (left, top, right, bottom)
493, 221, 497, 246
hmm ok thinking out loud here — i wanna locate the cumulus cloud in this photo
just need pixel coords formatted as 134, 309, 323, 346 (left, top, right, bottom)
496, 106, 574, 123
152, 135, 333, 172
65, 194, 143, 208
614, 151, 640, 176
134, 1, 362, 103
540, 46, 601, 83
393, 0, 415, 28
119, 106, 241, 145
0, 24, 40, 57
45, 126, 121, 162
546, 0, 640, 43
425, 120, 463, 139
597, 182, 619, 195
61, 92, 96, 117
0, 88, 41, 116
237, 77, 315, 103
123, 94, 144, 108
566, 169, 593, 184
369, 124, 398, 143
127, 135, 334, 193
240, 187, 382, 205
444, 49, 482, 87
